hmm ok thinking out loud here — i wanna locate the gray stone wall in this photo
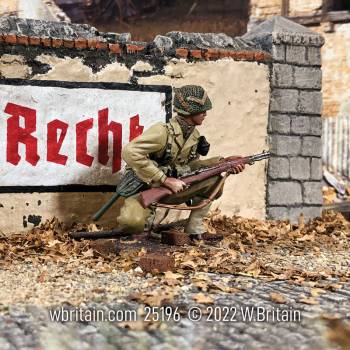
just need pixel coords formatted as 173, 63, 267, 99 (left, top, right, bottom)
244, 16, 325, 222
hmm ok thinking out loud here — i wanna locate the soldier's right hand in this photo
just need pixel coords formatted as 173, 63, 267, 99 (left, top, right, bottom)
163, 177, 186, 193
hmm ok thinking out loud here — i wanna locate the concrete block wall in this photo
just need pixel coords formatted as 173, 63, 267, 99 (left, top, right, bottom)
244, 16, 325, 222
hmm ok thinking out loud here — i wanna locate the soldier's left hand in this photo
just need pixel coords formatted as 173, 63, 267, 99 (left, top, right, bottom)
231, 163, 245, 174
224, 156, 245, 174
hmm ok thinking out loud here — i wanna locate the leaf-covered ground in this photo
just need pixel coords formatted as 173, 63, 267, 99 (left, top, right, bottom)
0, 210, 349, 310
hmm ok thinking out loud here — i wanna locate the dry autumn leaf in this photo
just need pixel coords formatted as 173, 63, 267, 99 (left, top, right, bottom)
37, 271, 48, 283
180, 260, 197, 270
163, 271, 183, 280
299, 297, 319, 305
326, 319, 350, 350
269, 292, 286, 304
310, 288, 326, 297
193, 293, 214, 304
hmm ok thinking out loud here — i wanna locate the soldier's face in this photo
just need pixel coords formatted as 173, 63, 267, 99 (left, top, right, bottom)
189, 111, 207, 125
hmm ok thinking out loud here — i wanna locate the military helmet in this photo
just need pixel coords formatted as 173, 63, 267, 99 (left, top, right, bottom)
173, 85, 212, 116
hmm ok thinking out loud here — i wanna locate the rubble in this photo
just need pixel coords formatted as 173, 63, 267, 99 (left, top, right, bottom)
89, 239, 119, 256
139, 254, 175, 273
161, 230, 191, 246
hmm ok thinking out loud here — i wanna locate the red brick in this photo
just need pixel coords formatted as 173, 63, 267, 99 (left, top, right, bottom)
227, 51, 238, 59
17, 35, 29, 46
75, 38, 87, 49
126, 43, 145, 53
204, 48, 220, 60
63, 39, 75, 48
0, 34, 4, 43
230, 51, 252, 60
190, 49, 203, 59
4, 34, 17, 45
96, 41, 108, 50
87, 38, 99, 49
218, 49, 232, 59
175, 47, 188, 58
243, 50, 255, 60
29, 37, 41, 46
161, 230, 191, 246
233, 51, 244, 60
41, 37, 52, 47
90, 239, 119, 256
52, 38, 63, 48
139, 254, 175, 273
109, 43, 121, 54
254, 51, 271, 62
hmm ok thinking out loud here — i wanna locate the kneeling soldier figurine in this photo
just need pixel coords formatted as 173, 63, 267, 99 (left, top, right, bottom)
117, 85, 245, 240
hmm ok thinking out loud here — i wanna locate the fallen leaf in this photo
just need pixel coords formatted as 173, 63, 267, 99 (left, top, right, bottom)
82, 249, 94, 258
37, 271, 48, 283
193, 293, 214, 304
299, 297, 319, 305
269, 292, 286, 304
326, 319, 350, 350
310, 288, 326, 297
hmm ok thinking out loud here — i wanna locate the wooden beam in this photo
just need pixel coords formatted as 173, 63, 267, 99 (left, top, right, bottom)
288, 10, 350, 26
322, 0, 331, 14
281, 0, 289, 17
327, 10, 350, 22
288, 14, 322, 26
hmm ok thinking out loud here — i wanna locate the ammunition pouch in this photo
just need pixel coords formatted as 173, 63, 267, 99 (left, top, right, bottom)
197, 136, 210, 156
160, 164, 191, 178
117, 170, 149, 197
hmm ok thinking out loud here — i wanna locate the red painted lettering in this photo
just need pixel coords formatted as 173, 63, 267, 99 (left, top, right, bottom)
98, 108, 122, 173
129, 114, 144, 141
5, 102, 40, 166
47, 119, 68, 165
76, 118, 94, 167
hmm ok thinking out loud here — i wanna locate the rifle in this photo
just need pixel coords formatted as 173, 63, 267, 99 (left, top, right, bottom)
139, 150, 270, 208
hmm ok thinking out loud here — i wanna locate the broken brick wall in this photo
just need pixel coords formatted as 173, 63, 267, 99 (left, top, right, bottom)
0, 17, 271, 233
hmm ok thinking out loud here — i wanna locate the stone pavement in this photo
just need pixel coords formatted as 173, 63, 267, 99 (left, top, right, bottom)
0, 275, 349, 350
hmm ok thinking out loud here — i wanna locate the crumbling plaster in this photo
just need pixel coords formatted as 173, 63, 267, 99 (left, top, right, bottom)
32, 55, 131, 83
0, 54, 32, 79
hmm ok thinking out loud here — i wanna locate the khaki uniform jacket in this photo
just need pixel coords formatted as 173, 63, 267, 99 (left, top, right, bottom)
122, 117, 220, 185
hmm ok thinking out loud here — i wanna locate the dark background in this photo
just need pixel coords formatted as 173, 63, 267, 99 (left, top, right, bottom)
55, 0, 249, 41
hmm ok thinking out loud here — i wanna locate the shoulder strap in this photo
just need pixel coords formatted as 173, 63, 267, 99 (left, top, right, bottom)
155, 122, 174, 166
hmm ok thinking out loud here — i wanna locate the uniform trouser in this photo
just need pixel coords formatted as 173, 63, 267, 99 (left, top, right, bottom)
117, 176, 223, 235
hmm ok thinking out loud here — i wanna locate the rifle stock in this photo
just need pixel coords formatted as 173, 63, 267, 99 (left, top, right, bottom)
139, 150, 270, 208
141, 187, 173, 207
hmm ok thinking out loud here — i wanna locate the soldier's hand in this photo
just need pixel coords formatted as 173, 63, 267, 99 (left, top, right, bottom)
224, 156, 245, 174
231, 164, 245, 174
163, 177, 186, 193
